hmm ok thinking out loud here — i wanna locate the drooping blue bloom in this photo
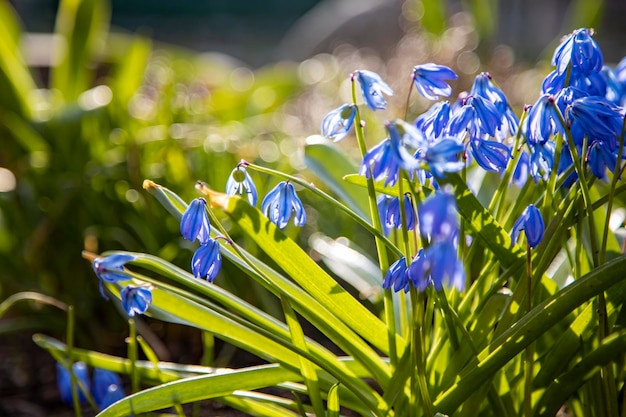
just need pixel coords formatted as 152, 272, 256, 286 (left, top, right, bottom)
120, 285, 152, 317
528, 141, 556, 181
588, 140, 619, 180
423, 137, 465, 177
359, 138, 402, 186
385, 194, 416, 231
512, 204, 545, 248
225, 165, 258, 206
602, 66, 623, 105
377, 195, 395, 236
412, 64, 458, 100
616, 56, 626, 83
541, 70, 566, 95
567, 96, 624, 149
192, 238, 222, 282
93, 369, 125, 410
447, 95, 501, 139
469, 138, 511, 172
321, 104, 356, 142
552, 28, 603, 76
418, 191, 459, 241
93, 254, 135, 299
261, 181, 306, 229
355, 70, 394, 110
470, 72, 519, 137
180, 198, 210, 244
57, 361, 90, 405
511, 151, 530, 187
525, 94, 561, 145
415, 101, 451, 140
557, 143, 578, 187
383, 257, 409, 293
406, 242, 465, 291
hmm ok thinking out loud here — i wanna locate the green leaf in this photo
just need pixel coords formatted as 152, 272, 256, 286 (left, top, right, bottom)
51, 0, 110, 101
96, 365, 302, 417
327, 382, 341, 417
433, 254, 626, 413
305, 137, 369, 219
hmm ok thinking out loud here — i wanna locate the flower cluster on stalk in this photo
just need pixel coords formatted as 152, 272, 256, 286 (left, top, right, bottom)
523, 28, 626, 182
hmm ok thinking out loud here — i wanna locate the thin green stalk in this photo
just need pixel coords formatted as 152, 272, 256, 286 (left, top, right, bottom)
128, 318, 140, 394
524, 245, 534, 417
66, 306, 82, 417
410, 287, 434, 416
280, 295, 326, 417
599, 117, 626, 265
350, 73, 398, 366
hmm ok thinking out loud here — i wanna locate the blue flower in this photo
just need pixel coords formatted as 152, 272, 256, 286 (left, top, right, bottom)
418, 191, 459, 241
602, 66, 623, 105
356, 70, 394, 110
261, 181, 306, 229
552, 28, 603, 76
423, 137, 465, 177
383, 257, 409, 293
511, 151, 530, 187
469, 138, 511, 173
120, 285, 152, 317
321, 104, 356, 142
407, 242, 465, 291
377, 195, 394, 236
385, 194, 416, 231
470, 73, 519, 137
528, 141, 556, 181
226, 165, 258, 206
588, 140, 618, 180
525, 94, 560, 145
93, 254, 135, 299
447, 96, 501, 139
180, 198, 210, 244
359, 138, 402, 186
415, 101, 451, 140
192, 238, 222, 282
57, 361, 90, 405
93, 369, 125, 410
412, 64, 458, 100
511, 204, 544, 248
567, 96, 624, 149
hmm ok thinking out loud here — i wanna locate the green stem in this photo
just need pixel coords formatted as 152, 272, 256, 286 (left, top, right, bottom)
524, 245, 534, 417
350, 73, 398, 366
128, 318, 140, 394
410, 287, 433, 416
66, 306, 82, 417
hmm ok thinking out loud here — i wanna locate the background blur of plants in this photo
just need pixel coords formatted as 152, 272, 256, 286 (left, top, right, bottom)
1, 0, 624, 414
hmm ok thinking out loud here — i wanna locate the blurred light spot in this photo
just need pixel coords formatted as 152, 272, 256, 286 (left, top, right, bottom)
170, 123, 185, 139
205, 134, 227, 153
109, 128, 127, 145
78, 85, 112, 111
125, 189, 140, 203
30, 151, 49, 169
280, 138, 297, 157
457, 51, 480, 74
298, 59, 326, 85
258, 141, 279, 162
0, 168, 16, 192
402, 0, 424, 22
251, 86, 276, 110
28, 89, 56, 121
491, 45, 515, 70
230, 67, 255, 92
610, 208, 626, 231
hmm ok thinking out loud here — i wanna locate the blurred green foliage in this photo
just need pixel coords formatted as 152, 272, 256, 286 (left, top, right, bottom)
0, 0, 304, 345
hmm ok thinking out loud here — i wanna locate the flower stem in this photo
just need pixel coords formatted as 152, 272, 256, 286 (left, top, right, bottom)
66, 306, 83, 417
128, 318, 140, 394
524, 245, 534, 417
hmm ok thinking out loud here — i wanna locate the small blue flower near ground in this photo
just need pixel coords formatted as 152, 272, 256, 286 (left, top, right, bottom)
355, 70, 394, 110
512, 204, 545, 248
468, 138, 511, 173
321, 104, 356, 142
56, 361, 90, 405
180, 198, 211, 244
192, 237, 223, 282
93, 253, 135, 299
385, 194, 416, 231
415, 101, 451, 140
120, 285, 153, 317
261, 181, 306, 229
226, 164, 258, 206
412, 64, 458, 100
93, 369, 125, 410
382, 257, 409, 293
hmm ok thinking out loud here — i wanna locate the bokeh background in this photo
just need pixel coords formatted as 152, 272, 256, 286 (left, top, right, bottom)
1, 0, 625, 415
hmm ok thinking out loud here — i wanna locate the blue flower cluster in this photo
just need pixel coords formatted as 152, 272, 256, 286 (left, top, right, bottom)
383, 191, 465, 292
524, 28, 626, 181
57, 361, 125, 411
